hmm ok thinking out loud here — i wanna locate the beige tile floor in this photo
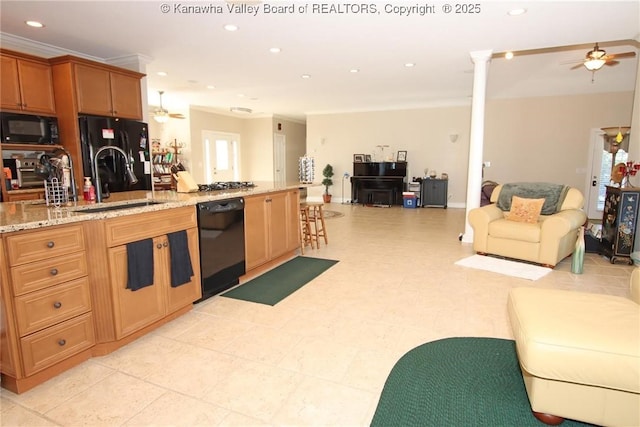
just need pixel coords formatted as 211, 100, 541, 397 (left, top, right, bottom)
1, 204, 635, 426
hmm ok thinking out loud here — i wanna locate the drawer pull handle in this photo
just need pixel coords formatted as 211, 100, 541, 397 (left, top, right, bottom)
163, 241, 168, 247
47, 241, 55, 248
53, 301, 62, 309
50, 268, 59, 276
58, 339, 66, 346
156, 243, 163, 249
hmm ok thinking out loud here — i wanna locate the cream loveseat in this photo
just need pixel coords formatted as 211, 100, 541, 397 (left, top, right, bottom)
508, 268, 640, 426
468, 183, 587, 267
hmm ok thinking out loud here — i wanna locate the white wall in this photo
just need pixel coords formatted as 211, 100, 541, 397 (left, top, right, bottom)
188, 108, 243, 184
307, 106, 471, 204
273, 117, 307, 183
306, 92, 635, 205
186, 109, 307, 184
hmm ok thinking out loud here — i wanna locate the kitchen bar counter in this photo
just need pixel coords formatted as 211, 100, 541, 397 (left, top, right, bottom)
1, 182, 312, 233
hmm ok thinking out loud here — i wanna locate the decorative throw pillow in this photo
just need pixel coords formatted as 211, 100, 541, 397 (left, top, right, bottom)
506, 196, 545, 223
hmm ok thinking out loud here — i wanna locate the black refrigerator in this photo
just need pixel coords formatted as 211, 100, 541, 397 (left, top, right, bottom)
79, 115, 152, 194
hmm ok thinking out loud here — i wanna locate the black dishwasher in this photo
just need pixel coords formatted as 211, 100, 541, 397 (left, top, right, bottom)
196, 198, 245, 302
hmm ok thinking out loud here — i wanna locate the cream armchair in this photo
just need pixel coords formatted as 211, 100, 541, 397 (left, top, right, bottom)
468, 183, 587, 267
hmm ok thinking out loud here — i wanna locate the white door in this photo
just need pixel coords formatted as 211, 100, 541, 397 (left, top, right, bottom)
273, 133, 286, 186
585, 129, 628, 219
202, 131, 239, 183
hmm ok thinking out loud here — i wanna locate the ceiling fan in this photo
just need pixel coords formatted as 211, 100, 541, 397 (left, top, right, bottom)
153, 91, 185, 123
567, 42, 636, 71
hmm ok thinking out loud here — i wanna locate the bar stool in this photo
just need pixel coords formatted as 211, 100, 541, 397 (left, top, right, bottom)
303, 202, 328, 246
299, 204, 315, 253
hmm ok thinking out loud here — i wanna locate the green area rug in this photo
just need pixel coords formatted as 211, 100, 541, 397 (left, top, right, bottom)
222, 256, 338, 305
371, 337, 593, 427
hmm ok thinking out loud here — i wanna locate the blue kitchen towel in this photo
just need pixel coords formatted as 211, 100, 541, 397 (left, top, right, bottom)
167, 230, 194, 287
126, 238, 154, 291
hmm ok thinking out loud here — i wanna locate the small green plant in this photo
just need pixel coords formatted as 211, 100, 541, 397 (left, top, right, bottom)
322, 164, 334, 195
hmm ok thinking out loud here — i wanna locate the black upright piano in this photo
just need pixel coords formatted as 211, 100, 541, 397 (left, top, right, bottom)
351, 162, 407, 206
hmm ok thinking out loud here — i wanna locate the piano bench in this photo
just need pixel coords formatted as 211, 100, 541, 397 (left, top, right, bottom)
362, 189, 394, 206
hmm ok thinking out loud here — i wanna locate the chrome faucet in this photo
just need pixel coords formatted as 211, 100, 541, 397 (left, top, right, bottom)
92, 146, 138, 202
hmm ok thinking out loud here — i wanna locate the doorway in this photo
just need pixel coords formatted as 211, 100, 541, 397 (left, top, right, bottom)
585, 129, 628, 219
202, 131, 240, 183
273, 133, 286, 186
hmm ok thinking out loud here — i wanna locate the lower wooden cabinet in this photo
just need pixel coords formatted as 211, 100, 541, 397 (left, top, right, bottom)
4, 190, 45, 202
86, 206, 201, 352
245, 189, 300, 271
20, 313, 94, 376
107, 228, 201, 339
0, 223, 93, 393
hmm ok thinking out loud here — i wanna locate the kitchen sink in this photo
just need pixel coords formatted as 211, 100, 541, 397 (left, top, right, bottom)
71, 201, 165, 214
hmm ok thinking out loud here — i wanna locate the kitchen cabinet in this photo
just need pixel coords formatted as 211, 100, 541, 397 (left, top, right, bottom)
0, 223, 94, 393
0, 49, 56, 115
107, 228, 200, 338
421, 178, 448, 208
4, 190, 46, 202
49, 54, 145, 191
599, 186, 639, 264
73, 62, 143, 119
85, 206, 201, 352
245, 189, 300, 271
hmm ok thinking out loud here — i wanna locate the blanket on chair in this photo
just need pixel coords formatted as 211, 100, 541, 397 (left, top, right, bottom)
497, 182, 569, 215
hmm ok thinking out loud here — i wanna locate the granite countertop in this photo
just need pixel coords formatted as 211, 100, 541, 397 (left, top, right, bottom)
1, 181, 311, 233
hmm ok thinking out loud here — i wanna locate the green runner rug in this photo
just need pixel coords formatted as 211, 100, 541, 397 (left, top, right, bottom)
371, 337, 593, 427
222, 256, 338, 305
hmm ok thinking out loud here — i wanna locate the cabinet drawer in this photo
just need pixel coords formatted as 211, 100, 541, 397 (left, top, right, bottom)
6, 225, 85, 266
14, 277, 92, 336
20, 313, 95, 376
11, 252, 88, 296
104, 206, 196, 247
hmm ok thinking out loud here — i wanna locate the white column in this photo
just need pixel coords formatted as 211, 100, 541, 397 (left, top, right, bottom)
462, 49, 492, 243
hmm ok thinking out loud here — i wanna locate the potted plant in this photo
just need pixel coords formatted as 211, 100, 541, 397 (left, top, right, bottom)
322, 164, 334, 203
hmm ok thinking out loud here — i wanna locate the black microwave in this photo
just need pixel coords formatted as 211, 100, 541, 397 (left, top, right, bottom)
0, 112, 59, 145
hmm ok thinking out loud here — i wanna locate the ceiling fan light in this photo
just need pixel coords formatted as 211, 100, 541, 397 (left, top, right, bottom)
584, 58, 605, 71
153, 111, 169, 123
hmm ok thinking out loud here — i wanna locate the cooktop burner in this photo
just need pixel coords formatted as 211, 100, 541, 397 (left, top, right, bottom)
198, 181, 256, 192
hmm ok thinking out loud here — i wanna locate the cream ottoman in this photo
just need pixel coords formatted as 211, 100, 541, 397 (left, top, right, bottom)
507, 270, 640, 426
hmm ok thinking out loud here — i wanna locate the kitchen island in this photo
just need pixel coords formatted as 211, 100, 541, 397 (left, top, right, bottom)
0, 183, 304, 393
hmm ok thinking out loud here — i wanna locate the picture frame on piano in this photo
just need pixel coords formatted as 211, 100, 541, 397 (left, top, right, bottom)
354, 154, 365, 163
364, 154, 372, 162
397, 151, 407, 162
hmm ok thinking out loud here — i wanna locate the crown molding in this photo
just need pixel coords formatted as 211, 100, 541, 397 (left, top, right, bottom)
0, 32, 104, 62
107, 53, 154, 68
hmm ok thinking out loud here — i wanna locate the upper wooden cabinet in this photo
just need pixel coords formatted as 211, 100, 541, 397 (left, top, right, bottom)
49, 55, 144, 120
74, 63, 143, 119
0, 50, 56, 115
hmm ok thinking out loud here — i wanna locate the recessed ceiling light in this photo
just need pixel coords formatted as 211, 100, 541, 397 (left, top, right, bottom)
157, 71, 168, 76
350, 69, 360, 73
224, 24, 238, 31
508, 8, 527, 16
206, 85, 215, 89
301, 74, 311, 79
405, 63, 416, 68
25, 20, 44, 28
237, 93, 245, 97
230, 107, 252, 114
505, 51, 514, 60
270, 47, 281, 53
